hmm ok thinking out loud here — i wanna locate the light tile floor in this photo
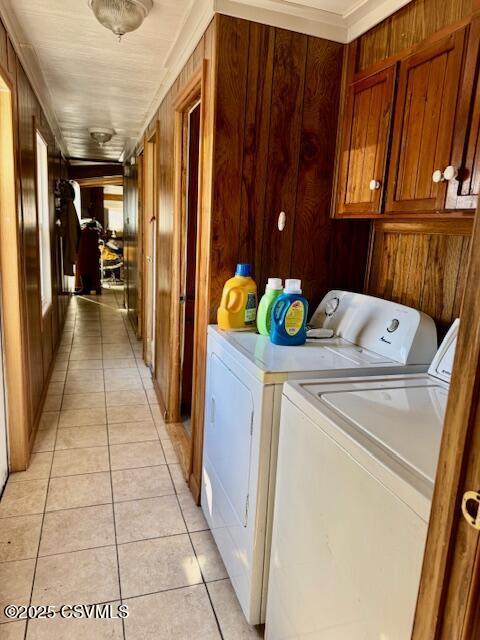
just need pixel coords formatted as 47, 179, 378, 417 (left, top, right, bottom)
0, 288, 264, 640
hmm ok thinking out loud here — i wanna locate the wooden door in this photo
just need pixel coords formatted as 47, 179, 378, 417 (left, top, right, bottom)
412, 201, 480, 638
447, 17, 480, 210
336, 65, 396, 216
386, 28, 466, 213
180, 102, 201, 422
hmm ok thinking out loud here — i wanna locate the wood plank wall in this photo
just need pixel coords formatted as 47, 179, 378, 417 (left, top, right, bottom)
211, 16, 370, 320
356, 0, 476, 336
0, 14, 67, 461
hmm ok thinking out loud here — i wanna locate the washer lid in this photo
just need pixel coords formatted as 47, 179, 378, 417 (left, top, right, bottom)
209, 327, 395, 376
321, 381, 448, 483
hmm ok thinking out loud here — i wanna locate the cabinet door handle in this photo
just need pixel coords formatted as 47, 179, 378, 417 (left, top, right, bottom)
462, 491, 480, 530
443, 165, 458, 181
369, 179, 381, 191
432, 166, 458, 183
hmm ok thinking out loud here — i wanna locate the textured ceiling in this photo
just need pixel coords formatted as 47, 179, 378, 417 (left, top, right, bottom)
4, 0, 192, 160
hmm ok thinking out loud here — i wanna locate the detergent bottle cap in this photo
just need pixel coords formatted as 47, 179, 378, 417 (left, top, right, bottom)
235, 263, 251, 277
285, 279, 302, 294
266, 278, 283, 291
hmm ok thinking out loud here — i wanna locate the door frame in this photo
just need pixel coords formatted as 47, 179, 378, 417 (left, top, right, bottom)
169, 63, 206, 472
142, 129, 158, 368
0, 65, 31, 471
413, 201, 480, 638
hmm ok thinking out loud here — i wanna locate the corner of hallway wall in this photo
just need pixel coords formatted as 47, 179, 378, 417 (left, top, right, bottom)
0, 12, 68, 464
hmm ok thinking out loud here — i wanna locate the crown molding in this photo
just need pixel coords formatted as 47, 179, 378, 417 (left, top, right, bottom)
0, 0, 68, 157
345, 0, 413, 41
215, 0, 347, 41
126, 0, 410, 159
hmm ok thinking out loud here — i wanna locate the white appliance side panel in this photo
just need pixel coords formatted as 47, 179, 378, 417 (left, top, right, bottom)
266, 397, 428, 640
202, 340, 277, 625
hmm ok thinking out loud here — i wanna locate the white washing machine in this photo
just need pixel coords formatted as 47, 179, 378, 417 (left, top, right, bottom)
266, 320, 459, 640
201, 290, 438, 624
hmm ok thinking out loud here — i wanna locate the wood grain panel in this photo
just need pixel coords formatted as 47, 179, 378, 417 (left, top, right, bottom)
336, 64, 396, 215
0, 12, 66, 470
367, 219, 472, 334
447, 16, 480, 209
238, 22, 275, 284
210, 16, 250, 319
260, 29, 307, 285
386, 29, 467, 212
292, 37, 345, 308
357, 0, 473, 71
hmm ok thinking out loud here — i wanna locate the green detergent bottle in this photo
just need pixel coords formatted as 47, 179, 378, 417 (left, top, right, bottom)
257, 278, 283, 336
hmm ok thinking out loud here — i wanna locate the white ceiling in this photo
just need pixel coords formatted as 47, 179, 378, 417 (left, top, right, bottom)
0, 0, 410, 162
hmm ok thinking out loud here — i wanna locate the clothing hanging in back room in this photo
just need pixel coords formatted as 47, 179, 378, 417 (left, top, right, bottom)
57, 180, 80, 276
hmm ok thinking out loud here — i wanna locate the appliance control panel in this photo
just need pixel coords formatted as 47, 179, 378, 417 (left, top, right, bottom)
310, 290, 438, 365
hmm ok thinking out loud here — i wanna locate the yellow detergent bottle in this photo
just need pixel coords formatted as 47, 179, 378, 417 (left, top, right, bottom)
217, 264, 257, 331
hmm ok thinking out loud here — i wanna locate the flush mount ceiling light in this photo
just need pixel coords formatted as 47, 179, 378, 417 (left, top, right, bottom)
88, 0, 153, 41
89, 127, 116, 147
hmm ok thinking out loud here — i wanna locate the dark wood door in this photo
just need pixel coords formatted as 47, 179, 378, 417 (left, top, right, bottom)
180, 102, 201, 419
336, 65, 396, 216
386, 28, 466, 213
447, 17, 480, 210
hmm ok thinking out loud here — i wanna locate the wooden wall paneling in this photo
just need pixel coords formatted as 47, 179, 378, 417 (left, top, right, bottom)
155, 92, 174, 416
357, 0, 473, 72
260, 29, 307, 287
0, 66, 30, 470
210, 16, 250, 318
292, 36, 344, 306
17, 66, 44, 426
367, 219, 472, 334
238, 22, 275, 279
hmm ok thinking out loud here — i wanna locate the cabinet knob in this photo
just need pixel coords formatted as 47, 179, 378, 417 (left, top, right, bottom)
432, 166, 458, 183
443, 165, 458, 181
369, 179, 381, 191
278, 211, 286, 231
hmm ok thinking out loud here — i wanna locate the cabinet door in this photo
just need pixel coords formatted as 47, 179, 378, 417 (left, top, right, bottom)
336, 65, 396, 216
447, 18, 480, 210
386, 28, 466, 213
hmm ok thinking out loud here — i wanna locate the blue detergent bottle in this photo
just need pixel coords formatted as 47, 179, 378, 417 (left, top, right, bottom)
270, 279, 309, 346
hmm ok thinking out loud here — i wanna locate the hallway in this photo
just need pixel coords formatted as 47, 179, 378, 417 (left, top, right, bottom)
0, 289, 262, 640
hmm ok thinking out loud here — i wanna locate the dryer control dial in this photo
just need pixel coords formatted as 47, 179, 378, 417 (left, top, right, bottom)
387, 319, 400, 333
325, 297, 340, 317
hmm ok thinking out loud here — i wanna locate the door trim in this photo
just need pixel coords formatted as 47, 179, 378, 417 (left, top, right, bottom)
413, 200, 480, 637
0, 68, 31, 471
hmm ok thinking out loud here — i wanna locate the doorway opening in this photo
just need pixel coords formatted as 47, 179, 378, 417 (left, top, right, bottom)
180, 100, 201, 434
142, 132, 157, 371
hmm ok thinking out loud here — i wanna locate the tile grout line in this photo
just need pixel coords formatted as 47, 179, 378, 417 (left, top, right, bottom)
104, 295, 127, 640
24, 300, 77, 640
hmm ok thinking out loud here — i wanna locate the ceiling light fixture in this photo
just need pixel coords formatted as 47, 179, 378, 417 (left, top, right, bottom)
89, 127, 116, 147
88, 0, 153, 41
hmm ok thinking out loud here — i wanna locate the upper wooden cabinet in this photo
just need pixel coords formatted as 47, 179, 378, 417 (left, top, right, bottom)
336, 65, 395, 216
386, 28, 466, 213
446, 17, 480, 210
